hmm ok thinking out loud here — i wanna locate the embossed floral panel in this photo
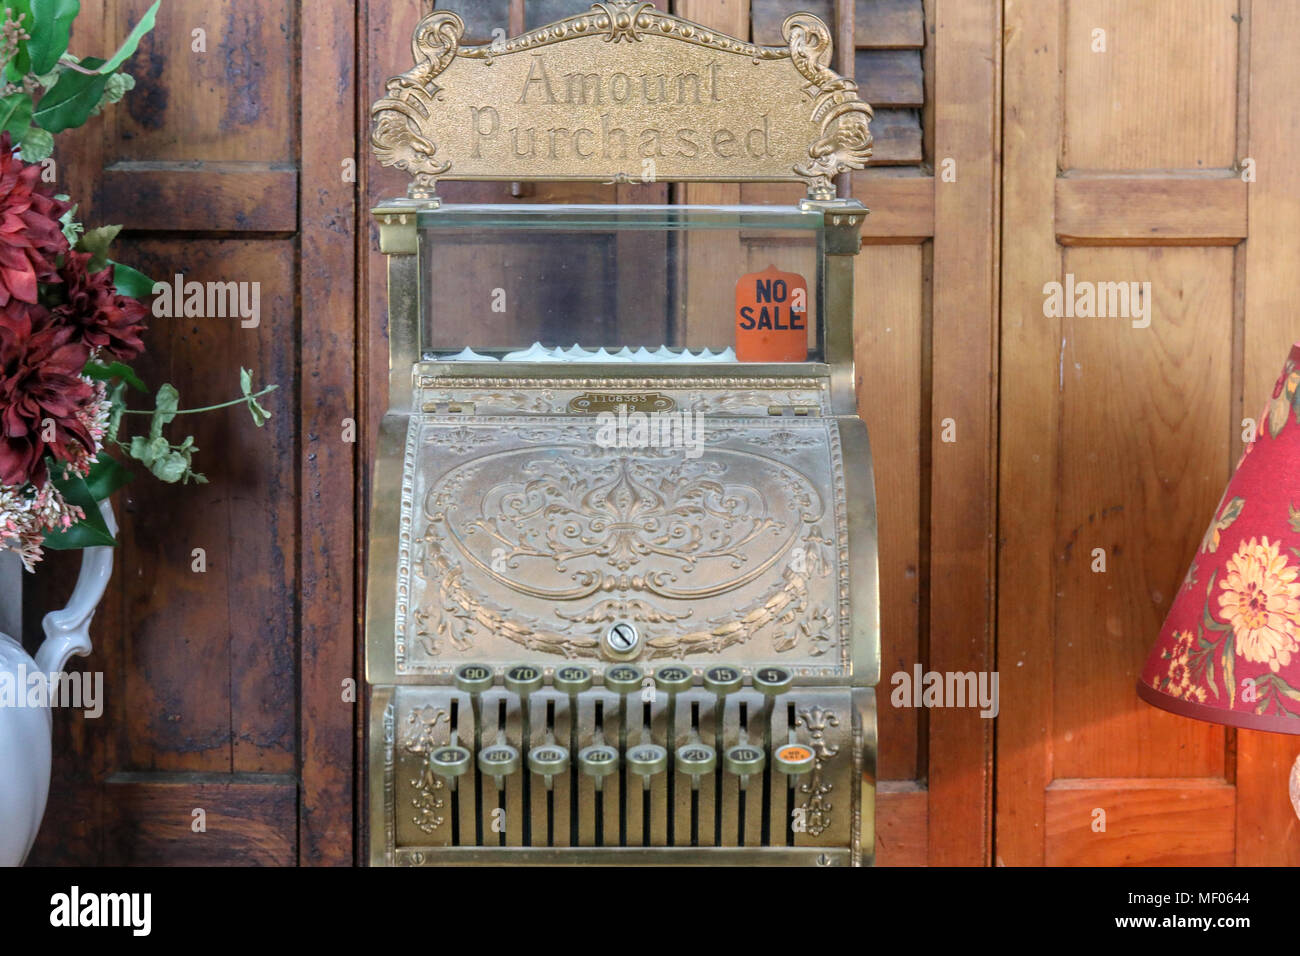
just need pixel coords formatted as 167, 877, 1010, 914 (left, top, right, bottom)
398, 402, 853, 679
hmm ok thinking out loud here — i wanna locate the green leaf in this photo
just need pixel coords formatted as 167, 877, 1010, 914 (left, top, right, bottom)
111, 259, 154, 299
92, 0, 157, 74
127, 434, 152, 464
82, 451, 132, 501
149, 383, 178, 437
17, 122, 51, 160
149, 448, 189, 483
239, 367, 272, 427
58, 201, 82, 246
0, 91, 32, 138
75, 223, 121, 271
83, 358, 146, 393
102, 69, 133, 102
105, 379, 126, 443
88, 69, 132, 117
33, 55, 107, 132
249, 396, 270, 427
41, 469, 116, 550
3, 0, 33, 79
27, 0, 79, 75
1290, 503, 1300, 535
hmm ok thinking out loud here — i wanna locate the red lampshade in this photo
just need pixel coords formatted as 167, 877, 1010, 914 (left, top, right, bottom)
1139, 342, 1300, 732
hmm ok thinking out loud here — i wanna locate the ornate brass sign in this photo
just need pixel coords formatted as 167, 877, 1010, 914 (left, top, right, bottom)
371, 2, 873, 199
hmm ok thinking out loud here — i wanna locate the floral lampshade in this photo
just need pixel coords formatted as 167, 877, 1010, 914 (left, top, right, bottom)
1139, 342, 1300, 732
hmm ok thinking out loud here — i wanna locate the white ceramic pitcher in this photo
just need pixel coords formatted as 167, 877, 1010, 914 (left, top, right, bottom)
0, 500, 116, 866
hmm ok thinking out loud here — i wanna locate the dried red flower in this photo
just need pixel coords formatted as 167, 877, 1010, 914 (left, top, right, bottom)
0, 132, 71, 309
0, 304, 94, 486
52, 250, 148, 360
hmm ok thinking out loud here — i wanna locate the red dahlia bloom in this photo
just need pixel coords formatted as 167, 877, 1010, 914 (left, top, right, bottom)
53, 250, 148, 360
0, 132, 71, 309
0, 305, 94, 486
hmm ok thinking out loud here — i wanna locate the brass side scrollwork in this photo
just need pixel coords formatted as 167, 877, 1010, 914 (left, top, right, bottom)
784, 14, 875, 199
796, 705, 840, 836
371, 12, 465, 198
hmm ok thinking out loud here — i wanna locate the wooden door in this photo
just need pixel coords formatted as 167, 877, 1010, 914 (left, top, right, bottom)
998, 0, 1300, 866
27, 0, 357, 865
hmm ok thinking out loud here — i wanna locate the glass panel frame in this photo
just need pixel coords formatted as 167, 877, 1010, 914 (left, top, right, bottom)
417, 204, 828, 362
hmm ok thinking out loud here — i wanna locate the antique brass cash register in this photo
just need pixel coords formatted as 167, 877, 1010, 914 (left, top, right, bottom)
366, 2, 879, 865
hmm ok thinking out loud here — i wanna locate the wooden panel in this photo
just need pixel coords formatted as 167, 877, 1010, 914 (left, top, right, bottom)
856, 245, 924, 780
117, 238, 298, 774
752, 0, 834, 42
28, 775, 103, 865
876, 781, 928, 865
1045, 779, 1235, 866
1063, 0, 1238, 171
443, 0, 511, 42
927, 0, 997, 866
1235, 733, 1300, 865
527, 1, 592, 33
95, 165, 298, 233
856, 50, 923, 108
856, 0, 924, 48
104, 775, 296, 865
300, 0, 358, 866
1239, 0, 1300, 867
851, 171, 934, 240
1056, 176, 1247, 246
997, 0, 1061, 869
1053, 246, 1231, 780
866, 109, 923, 165
111, 0, 293, 162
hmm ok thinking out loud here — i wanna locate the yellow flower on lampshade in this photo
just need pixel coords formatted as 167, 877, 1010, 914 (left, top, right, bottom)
1217, 537, 1300, 675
